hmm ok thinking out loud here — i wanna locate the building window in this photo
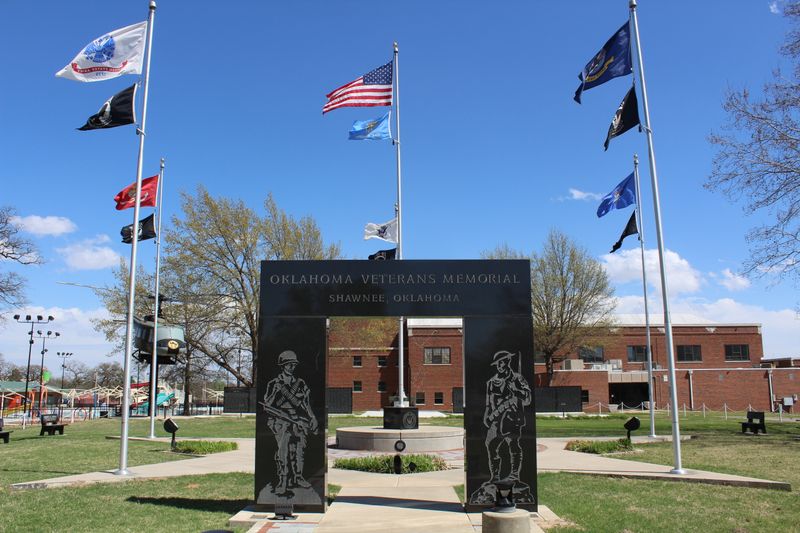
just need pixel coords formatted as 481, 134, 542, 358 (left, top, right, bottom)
424, 347, 451, 365
378, 381, 387, 392
377, 356, 387, 367
676, 345, 702, 362
581, 389, 589, 403
352, 356, 362, 367
353, 381, 362, 392
578, 346, 604, 363
415, 392, 425, 405
434, 392, 444, 405
725, 344, 750, 362
627, 345, 647, 362
534, 349, 546, 364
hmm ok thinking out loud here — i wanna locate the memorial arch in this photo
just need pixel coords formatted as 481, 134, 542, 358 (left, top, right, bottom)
256, 259, 536, 514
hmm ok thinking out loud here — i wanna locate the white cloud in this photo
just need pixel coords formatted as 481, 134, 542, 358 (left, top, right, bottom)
602, 248, 703, 295
10, 215, 77, 236
567, 188, 602, 201
718, 268, 751, 291
56, 235, 120, 270
769, 1, 781, 14
0, 306, 117, 367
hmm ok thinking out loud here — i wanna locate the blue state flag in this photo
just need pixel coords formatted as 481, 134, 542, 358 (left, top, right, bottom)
597, 172, 636, 218
574, 22, 632, 104
349, 112, 391, 141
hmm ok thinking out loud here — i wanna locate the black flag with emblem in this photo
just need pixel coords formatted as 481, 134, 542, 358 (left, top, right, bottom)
610, 211, 638, 253
604, 85, 640, 151
121, 213, 156, 244
78, 84, 137, 131
368, 248, 397, 260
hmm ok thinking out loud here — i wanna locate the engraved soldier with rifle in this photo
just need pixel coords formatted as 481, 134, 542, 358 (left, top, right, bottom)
261, 350, 319, 497
470, 349, 534, 505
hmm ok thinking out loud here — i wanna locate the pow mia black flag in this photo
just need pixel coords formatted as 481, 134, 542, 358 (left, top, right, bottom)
78, 84, 136, 131
610, 211, 639, 253
121, 213, 156, 244
604, 85, 640, 151
368, 248, 397, 260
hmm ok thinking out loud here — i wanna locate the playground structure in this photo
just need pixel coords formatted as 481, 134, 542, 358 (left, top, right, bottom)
130, 381, 177, 415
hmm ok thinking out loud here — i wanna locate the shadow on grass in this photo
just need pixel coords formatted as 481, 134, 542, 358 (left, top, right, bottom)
1, 467, 82, 477
126, 496, 252, 514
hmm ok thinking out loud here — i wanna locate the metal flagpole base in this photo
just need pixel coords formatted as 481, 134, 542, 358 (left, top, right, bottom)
113, 469, 131, 476
670, 468, 687, 475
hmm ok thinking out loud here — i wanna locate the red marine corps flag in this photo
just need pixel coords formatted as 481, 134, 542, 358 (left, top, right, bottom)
114, 174, 158, 210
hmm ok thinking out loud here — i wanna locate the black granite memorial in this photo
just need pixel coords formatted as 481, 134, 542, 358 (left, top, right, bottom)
255, 317, 327, 512
464, 316, 536, 512
257, 259, 536, 514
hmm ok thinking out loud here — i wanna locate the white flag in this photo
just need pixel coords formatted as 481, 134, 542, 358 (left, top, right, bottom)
56, 21, 147, 82
364, 218, 398, 243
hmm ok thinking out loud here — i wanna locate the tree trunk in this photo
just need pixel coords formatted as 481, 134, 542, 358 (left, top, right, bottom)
182, 350, 192, 416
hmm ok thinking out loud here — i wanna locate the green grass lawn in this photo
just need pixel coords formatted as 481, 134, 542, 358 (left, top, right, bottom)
0, 473, 253, 533
539, 472, 798, 533
1, 412, 797, 532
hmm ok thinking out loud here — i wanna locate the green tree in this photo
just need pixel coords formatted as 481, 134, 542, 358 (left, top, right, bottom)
164, 187, 341, 389
92, 188, 341, 405
707, 3, 800, 286
483, 229, 616, 378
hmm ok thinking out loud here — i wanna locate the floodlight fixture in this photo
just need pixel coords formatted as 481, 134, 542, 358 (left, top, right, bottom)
36, 315, 43, 321
13, 314, 20, 320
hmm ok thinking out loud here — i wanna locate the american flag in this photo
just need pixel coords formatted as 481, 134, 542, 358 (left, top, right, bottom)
322, 61, 393, 114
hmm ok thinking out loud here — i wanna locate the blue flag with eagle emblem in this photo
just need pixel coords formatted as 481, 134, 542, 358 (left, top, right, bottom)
597, 172, 636, 218
349, 112, 391, 140
574, 22, 632, 104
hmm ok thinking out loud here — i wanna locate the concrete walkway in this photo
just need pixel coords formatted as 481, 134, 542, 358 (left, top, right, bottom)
10, 435, 790, 532
12, 435, 788, 492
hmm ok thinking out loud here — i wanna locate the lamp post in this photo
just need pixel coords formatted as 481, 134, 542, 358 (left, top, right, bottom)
12, 314, 54, 423
33, 330, 60, 415
58, 352, 73, 389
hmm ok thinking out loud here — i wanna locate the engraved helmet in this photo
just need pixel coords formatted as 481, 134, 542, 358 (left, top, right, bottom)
491, 350, 515, 366
277, 350, 299, 366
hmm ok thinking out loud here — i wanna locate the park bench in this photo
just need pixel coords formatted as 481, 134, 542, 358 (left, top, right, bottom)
0, 418, 11, 444
741, 411, 767, 435
40, 413, 66, 436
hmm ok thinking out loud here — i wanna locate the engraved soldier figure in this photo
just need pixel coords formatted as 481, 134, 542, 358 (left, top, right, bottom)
262, 350, 319, 497
470, 349, 534, 505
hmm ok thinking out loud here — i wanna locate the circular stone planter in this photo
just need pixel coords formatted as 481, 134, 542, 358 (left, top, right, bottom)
336, 425, 464, 452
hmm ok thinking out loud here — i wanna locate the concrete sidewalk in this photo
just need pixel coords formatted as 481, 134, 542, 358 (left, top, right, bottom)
12, 435, 788, 492
10, 435, 791, 532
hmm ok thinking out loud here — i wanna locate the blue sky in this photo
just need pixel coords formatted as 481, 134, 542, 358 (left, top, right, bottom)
1, 1, 798, 368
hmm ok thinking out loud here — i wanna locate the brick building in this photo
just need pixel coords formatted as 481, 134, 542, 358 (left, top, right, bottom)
326, 314, 798, 413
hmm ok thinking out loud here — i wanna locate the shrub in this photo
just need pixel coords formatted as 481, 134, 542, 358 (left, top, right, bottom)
333, 454, 448, 473
565, 438, 633, 454
173, 440, 238, 455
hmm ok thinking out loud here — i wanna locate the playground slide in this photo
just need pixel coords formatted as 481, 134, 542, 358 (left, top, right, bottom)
134, 392, 175, 415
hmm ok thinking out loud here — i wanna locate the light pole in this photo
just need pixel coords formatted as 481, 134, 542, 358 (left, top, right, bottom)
33, 330, 60, 414
58, 352, 73, 389
12, 314, 54, 422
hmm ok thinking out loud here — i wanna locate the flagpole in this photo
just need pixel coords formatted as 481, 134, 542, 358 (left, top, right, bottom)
629, 0, 683, 473
634, 154, 656, 438
393, 41, 408, 407
116, 0, 156, 475
147, 157, 165, 439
